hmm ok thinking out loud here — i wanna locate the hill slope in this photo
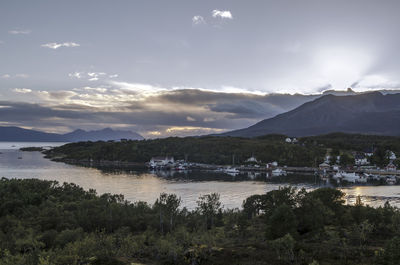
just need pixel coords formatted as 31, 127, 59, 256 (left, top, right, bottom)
222, 92, 400, 137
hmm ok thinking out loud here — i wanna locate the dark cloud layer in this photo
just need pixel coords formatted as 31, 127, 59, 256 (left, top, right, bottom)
0, 90, 320, 137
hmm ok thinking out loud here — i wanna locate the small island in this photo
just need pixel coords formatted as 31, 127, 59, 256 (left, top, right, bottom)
20, 146, 45, 152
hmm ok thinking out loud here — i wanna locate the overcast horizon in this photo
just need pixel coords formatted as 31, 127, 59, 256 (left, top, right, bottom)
1, 0, 400, 138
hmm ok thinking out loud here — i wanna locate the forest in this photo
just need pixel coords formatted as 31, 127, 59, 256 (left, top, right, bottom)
44, 133, 400, 168
1, 178, 400, 265
44, 134, 325, 167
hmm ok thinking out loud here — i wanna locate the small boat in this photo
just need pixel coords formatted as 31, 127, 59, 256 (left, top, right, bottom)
224, 167, 239, 174
334, 171, 367, 183
386, 177, 397, 185
175, 164, 186, 170
18, 157, 22, 159
355, 175, 368, 183
272, 168, 287, 176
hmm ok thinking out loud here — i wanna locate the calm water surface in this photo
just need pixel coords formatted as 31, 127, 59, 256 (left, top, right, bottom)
1, 142, 400, 209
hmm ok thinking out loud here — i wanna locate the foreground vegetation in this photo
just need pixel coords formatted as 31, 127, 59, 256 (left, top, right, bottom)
1, 178, 400, 264
44, 133, 400, 168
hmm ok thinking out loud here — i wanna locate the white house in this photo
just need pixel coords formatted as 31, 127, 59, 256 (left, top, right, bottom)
245, 156, 258, 163
319, 162, 330, 170
266, 161, 278, 168
324, 155, 331, 164
355, 154, 369, 166
285, 137, 298, 144
387, 151, 397, 161
363, 147, 375, 157
150, 156, 175, 167
386, 162, 397, 171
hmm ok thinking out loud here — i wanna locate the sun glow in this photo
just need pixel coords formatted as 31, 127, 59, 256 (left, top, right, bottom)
314, 47, 372, 90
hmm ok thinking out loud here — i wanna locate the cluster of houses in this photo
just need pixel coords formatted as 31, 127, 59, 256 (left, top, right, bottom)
244, 155, 278, 168
317, 149, 399, 185
353, 149, 397, 171
149, 155, 281, 174
149, 156, 188, 170
319, 149, 398, 172
149, 156, 175, 168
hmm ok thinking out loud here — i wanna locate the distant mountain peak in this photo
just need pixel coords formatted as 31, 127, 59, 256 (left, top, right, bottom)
0, 127, 144, 142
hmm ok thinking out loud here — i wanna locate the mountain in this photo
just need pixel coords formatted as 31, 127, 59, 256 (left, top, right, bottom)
0, 127, 144, 142
221, 92, 400, 137
62, 128, 144, 142
0, 127, 64, 142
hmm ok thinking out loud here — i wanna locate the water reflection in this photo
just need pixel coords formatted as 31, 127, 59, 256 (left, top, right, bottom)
1, 144, 400, 209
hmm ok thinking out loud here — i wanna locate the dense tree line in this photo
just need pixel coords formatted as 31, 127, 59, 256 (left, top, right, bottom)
43, 133, 400, 168
1, 178, 400, 264
301, 133, 400, 153
45, 135, 326, 167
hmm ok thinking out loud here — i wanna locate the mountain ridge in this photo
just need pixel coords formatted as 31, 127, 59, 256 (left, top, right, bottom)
220, 92, 400, 137
0, 127, 144, 142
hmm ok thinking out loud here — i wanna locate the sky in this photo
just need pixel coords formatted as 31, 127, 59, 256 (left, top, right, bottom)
1, 0, 400, 138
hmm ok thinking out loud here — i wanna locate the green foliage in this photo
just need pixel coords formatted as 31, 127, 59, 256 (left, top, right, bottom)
45, 133, 400, 170
45, 135, 325, 167
153, 193, 182, 233
270, 234, 295, 262
196, 193, 222, 229
268, 204, 298, 239
1, 178, 400, 264
382, 236, 400, 265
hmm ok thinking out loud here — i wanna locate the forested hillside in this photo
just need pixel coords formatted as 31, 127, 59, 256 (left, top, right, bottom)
44, 133, 400, 168
45, 135, 325, 167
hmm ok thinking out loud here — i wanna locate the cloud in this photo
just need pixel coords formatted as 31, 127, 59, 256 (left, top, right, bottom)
110, 81, 167, 97
13, 88, 32, 94
192, 15, 206, 25
203, 117, 216, 122
88, 72, 106, 81
69, 72, 83, 79
352, 75, 400, 91
69, 71, 114, 81
41, 42, 80, 49
15, 74, 29, 78
1, 74, 28, 79
212, 10, 233, 19
148, 131, 162, 136
73, 86, 108, 93
9, 29, 31, 35
1, 81, 328, 138
36, 90, 78, 101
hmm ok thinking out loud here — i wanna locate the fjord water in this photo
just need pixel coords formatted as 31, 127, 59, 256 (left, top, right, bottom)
1, 142, 400, 209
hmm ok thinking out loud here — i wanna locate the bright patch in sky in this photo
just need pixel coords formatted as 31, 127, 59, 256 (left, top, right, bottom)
314, 47, 372, 90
